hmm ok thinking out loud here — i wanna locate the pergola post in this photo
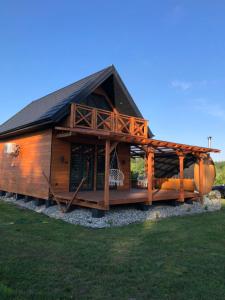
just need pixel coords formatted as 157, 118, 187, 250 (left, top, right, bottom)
198, 153, 204, 204
104, 139, 110, 210
176, 150, 185, 202
146, 147, 155, 205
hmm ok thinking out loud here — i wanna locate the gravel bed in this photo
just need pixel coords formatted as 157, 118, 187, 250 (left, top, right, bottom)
0, 193, 221, 228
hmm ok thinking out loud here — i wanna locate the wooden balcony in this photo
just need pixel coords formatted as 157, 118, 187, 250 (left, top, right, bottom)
69, 103, 148, 138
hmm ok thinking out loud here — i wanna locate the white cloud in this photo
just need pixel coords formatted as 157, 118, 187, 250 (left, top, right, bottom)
170, 78, 225, 92
193, 98, 225, 120
170, 80, 192, 91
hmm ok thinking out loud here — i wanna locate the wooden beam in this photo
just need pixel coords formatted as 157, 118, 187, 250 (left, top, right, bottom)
199, 154, 204, 204
70, 103, 76, 128
55, 126, 111, 137
110, 142, 118, 154
146, 147, 154, 205
56, 132, 73, 139
177, 151, 185, 202
93, 144, 98, 191
104, 140, 110, 210
94, 87, 118, 113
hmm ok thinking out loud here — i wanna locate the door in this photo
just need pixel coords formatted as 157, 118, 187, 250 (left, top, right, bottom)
70, 144, 94, 191
70, 143, 117, 191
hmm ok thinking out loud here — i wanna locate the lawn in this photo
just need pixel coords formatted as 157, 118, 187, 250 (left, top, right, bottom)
0, 200, 225, 300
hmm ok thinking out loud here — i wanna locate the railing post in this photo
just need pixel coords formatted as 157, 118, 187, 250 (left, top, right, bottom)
114, 113, 118, 133
130, 117, 135, 135
111, 112, 115, 132
92, 108, 97, 130
144, 120, 148, 138
70, 103, 76, 128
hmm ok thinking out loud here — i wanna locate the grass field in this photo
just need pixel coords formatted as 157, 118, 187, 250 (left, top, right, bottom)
0, 200, 225, 300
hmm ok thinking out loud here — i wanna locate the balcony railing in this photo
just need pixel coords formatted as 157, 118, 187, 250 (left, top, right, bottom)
70, 103, 148, 138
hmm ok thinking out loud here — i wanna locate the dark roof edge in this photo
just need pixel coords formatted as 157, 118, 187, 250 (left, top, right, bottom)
0, 119, 53, 140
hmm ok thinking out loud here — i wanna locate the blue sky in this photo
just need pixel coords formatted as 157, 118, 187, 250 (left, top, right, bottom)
0, 0, 225, 160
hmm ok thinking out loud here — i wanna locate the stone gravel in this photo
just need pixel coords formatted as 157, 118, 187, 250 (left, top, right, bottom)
0, 193, 221, 228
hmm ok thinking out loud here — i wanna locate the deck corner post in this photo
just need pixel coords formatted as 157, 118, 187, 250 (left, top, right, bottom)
104, 139, 110, 210
176, 150, 185, 203
146, 146, 154, 205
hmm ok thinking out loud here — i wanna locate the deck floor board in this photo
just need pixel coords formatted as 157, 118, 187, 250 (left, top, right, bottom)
55, 189, 198, 205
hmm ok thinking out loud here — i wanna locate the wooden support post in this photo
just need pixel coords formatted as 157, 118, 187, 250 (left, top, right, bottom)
93, 144, 97, 191
130, 117, 135, 135
104, 140, 110, 210
146, 147, 154, 205
144, 120, 148, 138
199, 154, 204, 204
92, 108, 97, 130
177, 151, 185, 202
70, 103, 76, 128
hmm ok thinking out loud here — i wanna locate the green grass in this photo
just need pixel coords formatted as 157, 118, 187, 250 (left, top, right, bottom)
0, 201, 225, 300
215, 161, 225, 185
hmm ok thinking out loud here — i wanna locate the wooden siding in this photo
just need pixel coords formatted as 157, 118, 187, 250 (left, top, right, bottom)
50, 131, 71, 193
0, 129, 52, 199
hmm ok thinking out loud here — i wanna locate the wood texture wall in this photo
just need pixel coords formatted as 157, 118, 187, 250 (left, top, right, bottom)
0, 129, 52, 199
50, 131, 71, 193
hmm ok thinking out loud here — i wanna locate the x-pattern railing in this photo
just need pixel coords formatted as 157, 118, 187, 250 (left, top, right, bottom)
71, 103, 148, 138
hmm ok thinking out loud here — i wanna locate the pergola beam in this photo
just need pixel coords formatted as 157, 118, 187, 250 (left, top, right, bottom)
55, 127, 220, 154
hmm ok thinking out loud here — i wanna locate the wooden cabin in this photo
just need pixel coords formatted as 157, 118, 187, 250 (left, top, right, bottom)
0, 66, 220, 216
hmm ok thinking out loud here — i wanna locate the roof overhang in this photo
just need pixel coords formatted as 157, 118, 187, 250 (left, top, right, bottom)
147, 138, 220, 154
55, 126, 220, 155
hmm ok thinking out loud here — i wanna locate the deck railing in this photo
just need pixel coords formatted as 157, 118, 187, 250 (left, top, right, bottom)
70, 103, 148, 138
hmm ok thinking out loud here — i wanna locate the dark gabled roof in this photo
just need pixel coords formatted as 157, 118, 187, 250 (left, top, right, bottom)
0, 65, 154, 138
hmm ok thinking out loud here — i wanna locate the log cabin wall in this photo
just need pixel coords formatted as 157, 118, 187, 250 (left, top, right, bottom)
50, 131, 71, 193
0, 129, 52, 199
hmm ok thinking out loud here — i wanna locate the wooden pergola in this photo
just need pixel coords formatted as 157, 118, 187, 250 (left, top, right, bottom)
100, 138, 219, 210
144, 139, 219, 205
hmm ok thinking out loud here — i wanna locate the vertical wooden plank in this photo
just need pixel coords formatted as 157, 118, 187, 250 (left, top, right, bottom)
70, 103, 76, 128
199, 154, 204, 203
92, 108, 97, 130
111, 112, 114, 132
178, 152, 185, 202
130, 117, 135, 135
146, 147, 154, 205
93, 144, 97, 191
144, 120, 148, 138
104, 140, 110, 210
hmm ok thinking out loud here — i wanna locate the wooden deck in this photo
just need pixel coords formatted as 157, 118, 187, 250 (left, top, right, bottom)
55, 189, 198, 207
